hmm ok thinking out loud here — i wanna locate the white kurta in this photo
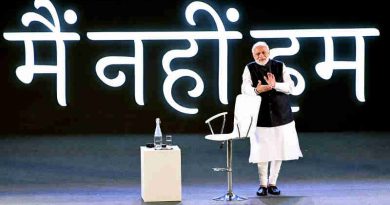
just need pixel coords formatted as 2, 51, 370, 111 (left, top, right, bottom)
241, 61, 303, 163
249, 121, 303, 163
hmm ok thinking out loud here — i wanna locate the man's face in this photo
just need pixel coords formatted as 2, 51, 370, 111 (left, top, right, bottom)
252, 45, 270, 64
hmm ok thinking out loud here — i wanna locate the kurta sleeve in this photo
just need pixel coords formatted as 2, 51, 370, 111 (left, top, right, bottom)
274, 63, 294, 95
241, 66, 257, 96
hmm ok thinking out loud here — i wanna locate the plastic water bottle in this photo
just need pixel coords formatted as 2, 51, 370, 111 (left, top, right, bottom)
154, 118, 162, 150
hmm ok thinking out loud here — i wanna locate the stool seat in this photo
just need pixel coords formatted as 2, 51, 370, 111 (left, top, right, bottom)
205, 134, 248, 141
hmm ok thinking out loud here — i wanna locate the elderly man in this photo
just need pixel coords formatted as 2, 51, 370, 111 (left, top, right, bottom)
241, 41, 303, 196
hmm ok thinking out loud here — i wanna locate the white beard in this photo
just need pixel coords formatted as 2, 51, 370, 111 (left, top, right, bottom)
256, 58, 269, 66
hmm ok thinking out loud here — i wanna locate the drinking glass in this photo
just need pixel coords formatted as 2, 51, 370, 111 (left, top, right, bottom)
165, 135, 172, 148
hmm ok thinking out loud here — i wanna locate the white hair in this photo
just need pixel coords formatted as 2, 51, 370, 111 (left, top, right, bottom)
251, 41, 269, 53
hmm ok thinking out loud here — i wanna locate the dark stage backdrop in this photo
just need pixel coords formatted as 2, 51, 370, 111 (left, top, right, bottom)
0, 0, 387, 135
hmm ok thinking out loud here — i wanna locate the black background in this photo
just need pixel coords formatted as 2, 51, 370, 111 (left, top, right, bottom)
0, 0, 387, 135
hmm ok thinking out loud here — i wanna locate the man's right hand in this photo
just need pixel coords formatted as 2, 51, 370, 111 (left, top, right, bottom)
255, 80, 272, 94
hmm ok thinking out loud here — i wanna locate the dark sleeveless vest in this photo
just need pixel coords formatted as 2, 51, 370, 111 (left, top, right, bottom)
246, 59, 294, 127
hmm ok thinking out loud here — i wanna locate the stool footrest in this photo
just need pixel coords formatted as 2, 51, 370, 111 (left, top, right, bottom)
212, 168, 232, 172
212, 168, 227, 172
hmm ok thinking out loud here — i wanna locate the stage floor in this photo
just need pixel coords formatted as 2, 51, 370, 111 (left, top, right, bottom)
1, 132, 389, 204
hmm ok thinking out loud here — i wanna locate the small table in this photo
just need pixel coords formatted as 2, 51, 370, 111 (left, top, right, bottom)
140, 145, 181, 202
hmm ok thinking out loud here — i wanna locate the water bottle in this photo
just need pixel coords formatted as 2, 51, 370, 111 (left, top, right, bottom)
154, 118, 162, 150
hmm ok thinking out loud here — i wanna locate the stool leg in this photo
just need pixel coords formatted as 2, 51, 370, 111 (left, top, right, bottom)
227, 139, 233, 195
213, 139, 247, 201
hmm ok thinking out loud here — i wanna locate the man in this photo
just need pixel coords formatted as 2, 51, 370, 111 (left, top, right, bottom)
241, 41, 303, 196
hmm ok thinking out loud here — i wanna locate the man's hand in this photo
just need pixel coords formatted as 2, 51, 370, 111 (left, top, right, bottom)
264, 72, 276, 88
255, 80, 272, 94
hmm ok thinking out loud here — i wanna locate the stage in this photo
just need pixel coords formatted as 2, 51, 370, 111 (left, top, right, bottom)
0, 132, 389, 204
